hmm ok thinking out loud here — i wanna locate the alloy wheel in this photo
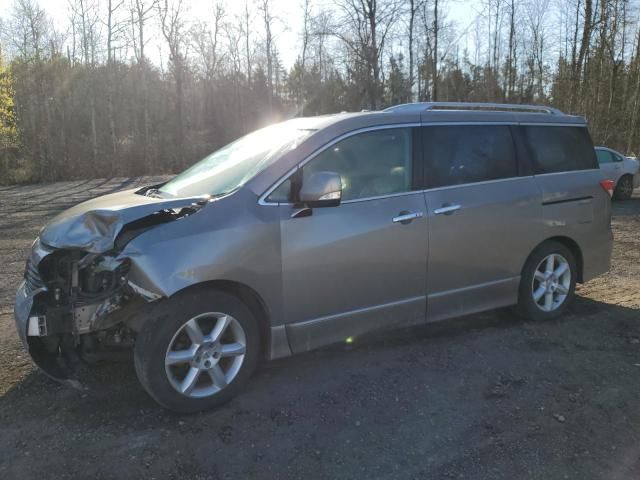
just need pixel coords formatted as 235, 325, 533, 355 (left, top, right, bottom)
164, 312, 246, 398
531, 253, 571, 312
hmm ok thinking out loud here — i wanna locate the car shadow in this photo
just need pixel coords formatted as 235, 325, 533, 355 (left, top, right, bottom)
612, 196, 640, 217
1, 294, 637, 423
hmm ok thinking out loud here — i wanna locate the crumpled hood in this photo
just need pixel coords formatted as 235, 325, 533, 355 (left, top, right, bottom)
39, 188, 208, 253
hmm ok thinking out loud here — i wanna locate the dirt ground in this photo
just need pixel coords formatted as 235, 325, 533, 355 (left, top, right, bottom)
1, 178, 639, 480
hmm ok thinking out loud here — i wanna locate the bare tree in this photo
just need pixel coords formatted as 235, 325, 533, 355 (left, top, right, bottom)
433, 0, 439, 100
70, 0, 101, 170
5, 0, 640, 184
301, 0, 312, 72
156, 0, 188, 169
191, 1, 225, 81
258, 0, 275, 113
407, 0, 425, 102
243, 0, 252, 86
503, 0, 517, 100
572, 0, 593, 109
525, 0, 549, 101
105, 0, 126, 174
297, 0, 313, 114
4, 0, 51, 178
130, 0, 154, 170
331, 0, 403, 109
3, 0, 49, 60
130, 0, 153, 63
627, 27, 640, 152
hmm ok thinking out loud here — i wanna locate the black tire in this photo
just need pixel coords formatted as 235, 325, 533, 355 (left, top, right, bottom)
134, 287, 260, 413
517, 241, 577, 322
614, 175, 634, 201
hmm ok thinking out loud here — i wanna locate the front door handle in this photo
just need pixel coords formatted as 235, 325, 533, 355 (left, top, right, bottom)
434, 204, 461, 215
392, 211, 423, 224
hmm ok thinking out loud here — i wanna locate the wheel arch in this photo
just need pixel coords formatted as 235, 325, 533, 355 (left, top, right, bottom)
169, 280, 273, 360
525, 236, 584, 283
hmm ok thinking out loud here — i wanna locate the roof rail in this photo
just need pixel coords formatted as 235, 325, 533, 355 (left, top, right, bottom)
384, 102, 565, 115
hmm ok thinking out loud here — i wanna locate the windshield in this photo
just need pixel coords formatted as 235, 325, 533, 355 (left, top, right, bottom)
159, 122, 314, 197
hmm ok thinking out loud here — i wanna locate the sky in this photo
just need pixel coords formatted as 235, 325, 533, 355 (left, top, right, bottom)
0, 0, 477, 69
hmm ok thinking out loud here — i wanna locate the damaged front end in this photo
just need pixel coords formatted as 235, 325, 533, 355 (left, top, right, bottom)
14, 187, 209, 386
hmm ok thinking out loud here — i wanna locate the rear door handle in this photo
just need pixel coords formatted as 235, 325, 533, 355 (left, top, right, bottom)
434, 204, 461, 215
392, 211, 423, 224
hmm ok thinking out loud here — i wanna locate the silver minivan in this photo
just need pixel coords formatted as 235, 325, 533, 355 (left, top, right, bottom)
15, 102, 613, 412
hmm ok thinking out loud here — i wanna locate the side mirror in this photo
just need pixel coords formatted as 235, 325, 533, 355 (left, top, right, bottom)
299, 171, 342, 207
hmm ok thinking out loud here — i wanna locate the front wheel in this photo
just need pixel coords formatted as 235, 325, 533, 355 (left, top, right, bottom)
134, 288, 260, 413
517, 241, 577, 321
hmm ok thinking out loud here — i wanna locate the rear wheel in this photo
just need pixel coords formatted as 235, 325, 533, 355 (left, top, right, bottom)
518, 241, 577, 321
134, 288, 260, 413
614, 175, 634, 200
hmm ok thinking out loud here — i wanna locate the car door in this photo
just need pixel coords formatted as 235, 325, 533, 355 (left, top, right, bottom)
422, 124, 542, 322
272, 127, 429, 353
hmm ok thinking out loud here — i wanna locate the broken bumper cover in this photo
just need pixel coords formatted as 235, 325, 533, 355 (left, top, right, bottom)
14, 280, 79, 385
13, 189, 213, 383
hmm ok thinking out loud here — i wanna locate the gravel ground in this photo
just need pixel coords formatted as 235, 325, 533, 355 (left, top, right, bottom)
1, 178, 639, 480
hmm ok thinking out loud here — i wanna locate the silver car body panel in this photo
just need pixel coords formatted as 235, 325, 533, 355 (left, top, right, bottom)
534, 169, 613, 281
423, 176, 543, 321
280, 192, 428, 353
15, 105, 613, 369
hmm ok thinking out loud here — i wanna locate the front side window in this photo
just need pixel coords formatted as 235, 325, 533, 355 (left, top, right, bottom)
423, 125, 517, 188
523, 126, 598, 174
159, 121, 314, 198
300, 128, 413, 202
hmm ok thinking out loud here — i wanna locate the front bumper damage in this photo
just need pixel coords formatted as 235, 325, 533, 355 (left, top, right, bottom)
15, 281, 84, 389
14, 188, 209, 385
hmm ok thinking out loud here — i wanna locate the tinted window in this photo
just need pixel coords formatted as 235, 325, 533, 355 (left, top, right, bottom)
423, 125, 517, 188
523, 126, 598, 174
301, 128, 413, 201
596, 149, 614, 164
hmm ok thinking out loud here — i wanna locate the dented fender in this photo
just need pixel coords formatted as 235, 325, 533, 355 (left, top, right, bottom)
112, 187, 284, 317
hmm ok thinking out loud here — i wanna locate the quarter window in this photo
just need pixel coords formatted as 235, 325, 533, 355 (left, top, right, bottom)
423, 125, 517, 188
523, 126, 598, 173
301, 128, 413, 201
266, 177, 292, 202
596, 149, 614, 164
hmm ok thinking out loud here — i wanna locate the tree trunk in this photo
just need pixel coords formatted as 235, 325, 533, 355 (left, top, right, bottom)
408, 0, 415, 102
433, 0, 439, 101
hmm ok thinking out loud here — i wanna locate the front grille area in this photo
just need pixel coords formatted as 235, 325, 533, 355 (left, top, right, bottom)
24, 259, 45, 295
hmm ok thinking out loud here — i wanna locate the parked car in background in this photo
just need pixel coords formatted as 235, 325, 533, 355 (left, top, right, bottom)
595, 146, 640, 200
15, 102, 613, 413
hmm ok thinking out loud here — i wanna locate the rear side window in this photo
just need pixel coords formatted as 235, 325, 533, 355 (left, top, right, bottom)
523, 126, 598, 174
423, 125, 517, 188
596, 149, 614, 164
